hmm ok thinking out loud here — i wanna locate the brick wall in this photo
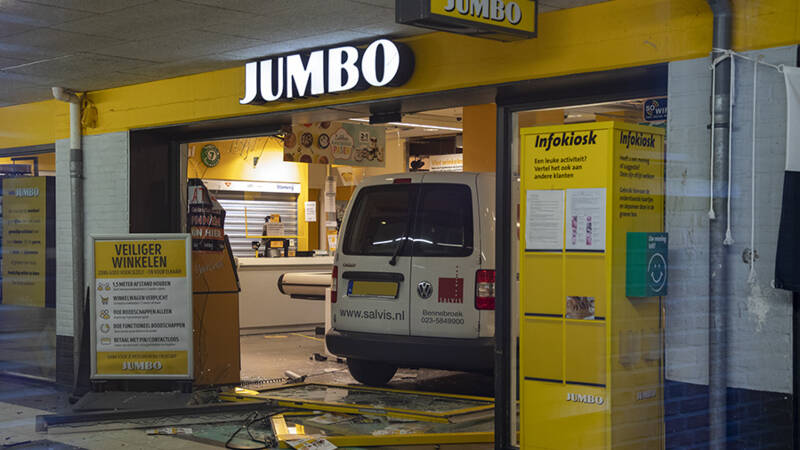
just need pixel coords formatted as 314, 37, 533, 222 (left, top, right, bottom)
665, 45, 797, 447
666, 45, 795, 393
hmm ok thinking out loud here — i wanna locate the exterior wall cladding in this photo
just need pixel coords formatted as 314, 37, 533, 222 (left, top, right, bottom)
665, 45, 797, 448
54, 131, 130, 386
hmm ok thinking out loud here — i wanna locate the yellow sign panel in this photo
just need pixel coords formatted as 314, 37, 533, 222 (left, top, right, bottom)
521, 124, 609, 190
430, 0, 536, 33
95, 240, 187, 279
93, 235, 192, 379
96, 351, 189, 375
2, 177, 47, 307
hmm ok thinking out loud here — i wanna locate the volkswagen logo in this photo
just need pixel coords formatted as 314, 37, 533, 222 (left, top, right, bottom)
417, 281, 433, 299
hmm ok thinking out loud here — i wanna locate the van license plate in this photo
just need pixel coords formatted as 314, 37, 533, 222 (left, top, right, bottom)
347, 280, 399, 298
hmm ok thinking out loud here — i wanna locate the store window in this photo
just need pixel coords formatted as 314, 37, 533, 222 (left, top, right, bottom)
512, 99, 667, 448
0, 152, 57, 381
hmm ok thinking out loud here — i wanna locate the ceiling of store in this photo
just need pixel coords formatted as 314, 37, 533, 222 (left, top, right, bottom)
0, 0, 608, 107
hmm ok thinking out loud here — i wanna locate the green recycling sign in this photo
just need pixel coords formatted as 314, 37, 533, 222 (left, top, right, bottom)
626, 232, 668, 297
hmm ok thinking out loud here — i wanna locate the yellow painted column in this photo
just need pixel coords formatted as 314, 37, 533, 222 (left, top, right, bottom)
462, 103, 497, 173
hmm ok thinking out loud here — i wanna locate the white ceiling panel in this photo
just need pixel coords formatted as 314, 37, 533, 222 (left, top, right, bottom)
0, 20, 37, 38
19, 0, 154, 14
179, 0, 295, 15
0, 0, 95, 26
52, 0, 254, 40
94, 29, 266, 63
116, 54, 245, 79
3, 53, 153, 86
350, 0, 395, 7
0, 55, 28, 68
222, 30, 375, 60
0, 41, 67, 63
0, 28, 125, 56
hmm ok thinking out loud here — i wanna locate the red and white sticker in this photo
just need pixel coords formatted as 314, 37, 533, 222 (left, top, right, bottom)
438, 278, 463, 303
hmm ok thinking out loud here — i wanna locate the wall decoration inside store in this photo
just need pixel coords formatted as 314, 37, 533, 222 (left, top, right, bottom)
283, 122, 386, 167
201, 144, 221, 168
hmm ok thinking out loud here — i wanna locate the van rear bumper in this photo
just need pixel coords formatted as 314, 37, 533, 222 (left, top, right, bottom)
326, 329, 494, 372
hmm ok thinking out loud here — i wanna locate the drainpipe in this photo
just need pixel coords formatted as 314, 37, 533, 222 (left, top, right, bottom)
52, 87, 84, 389
706, 1, 732, 449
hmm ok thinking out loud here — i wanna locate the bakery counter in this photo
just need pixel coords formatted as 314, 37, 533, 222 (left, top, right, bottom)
236, 256, 333, 333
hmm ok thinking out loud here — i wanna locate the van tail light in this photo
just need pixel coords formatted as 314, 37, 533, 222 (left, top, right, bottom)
475, 269, 495, 310
331, 265, 338, 303
393, 178, 412, 184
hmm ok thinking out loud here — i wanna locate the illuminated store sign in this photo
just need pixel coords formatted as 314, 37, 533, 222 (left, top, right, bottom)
397, 0, 537, 41
240, 39, 414, 105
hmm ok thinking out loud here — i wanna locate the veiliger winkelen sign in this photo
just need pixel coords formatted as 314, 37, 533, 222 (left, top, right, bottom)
90, 234, 193, 380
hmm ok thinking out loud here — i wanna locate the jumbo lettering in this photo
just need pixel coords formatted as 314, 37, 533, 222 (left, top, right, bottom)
240, 39, 414, 104
444, 0, 523, 24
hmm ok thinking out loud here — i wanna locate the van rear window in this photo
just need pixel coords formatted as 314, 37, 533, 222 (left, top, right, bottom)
412, 184, 474, 257
342, 183, 473, 258
342, 185, 418, 256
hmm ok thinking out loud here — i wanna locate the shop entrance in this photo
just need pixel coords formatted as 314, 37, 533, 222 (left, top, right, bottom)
126, 63, 667, 447
147, 105, 500, 394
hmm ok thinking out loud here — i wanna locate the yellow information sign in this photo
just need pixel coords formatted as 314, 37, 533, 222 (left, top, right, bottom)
95, 240, 187, 279
2, 177, 50, 307
519, 122, 665, 449
92, 235, 193, 379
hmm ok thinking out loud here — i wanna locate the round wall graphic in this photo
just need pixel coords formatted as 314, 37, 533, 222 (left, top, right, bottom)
201, 144, 221, 167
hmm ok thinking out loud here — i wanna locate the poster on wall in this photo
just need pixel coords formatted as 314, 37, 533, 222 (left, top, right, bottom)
2, 177, 55, 307
565, 188, 606, 252
91, 234, 192, 379
188, 179, 225, 252
283, 122, 385, 167
524, 189, 564, 252
429, 154, 463, 172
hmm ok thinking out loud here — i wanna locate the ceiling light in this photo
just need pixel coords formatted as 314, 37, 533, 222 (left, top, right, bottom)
351, 118, 462, 132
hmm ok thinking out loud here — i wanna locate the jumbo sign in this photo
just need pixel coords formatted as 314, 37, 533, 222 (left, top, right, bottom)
240, 39, 414, 105
440, 0, 525, 25
397, 0, 536, 41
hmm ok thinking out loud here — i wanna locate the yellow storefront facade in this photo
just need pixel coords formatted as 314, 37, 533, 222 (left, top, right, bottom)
2, 1, 800, 448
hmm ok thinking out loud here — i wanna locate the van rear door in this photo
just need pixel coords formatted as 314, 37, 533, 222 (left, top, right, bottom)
408, 173, 481, 339
334, 180, 418, 336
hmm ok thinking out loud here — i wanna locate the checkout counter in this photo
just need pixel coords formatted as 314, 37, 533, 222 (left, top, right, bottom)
236, 255, 333, 334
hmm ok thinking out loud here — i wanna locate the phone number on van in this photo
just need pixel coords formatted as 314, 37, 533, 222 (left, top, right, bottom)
421, 310, 464, 325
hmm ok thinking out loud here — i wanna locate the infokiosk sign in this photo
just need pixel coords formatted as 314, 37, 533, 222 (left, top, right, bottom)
240, 39, 414, 105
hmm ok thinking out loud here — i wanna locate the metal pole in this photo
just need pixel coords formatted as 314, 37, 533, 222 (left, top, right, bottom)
70, 109, 84, 390
52, 88, 83, 389
494, 105, 512, 450
706, 1, 732, 448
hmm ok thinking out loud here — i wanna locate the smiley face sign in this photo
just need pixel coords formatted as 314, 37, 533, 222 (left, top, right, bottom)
626, 232, 668, 297
647, 252, 667, 295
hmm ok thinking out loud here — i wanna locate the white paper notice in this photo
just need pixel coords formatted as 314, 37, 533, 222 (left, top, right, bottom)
304, 201, 317, 222
266, 223, 285, 237
525, 190, 565, 251
565, 188, 606, 252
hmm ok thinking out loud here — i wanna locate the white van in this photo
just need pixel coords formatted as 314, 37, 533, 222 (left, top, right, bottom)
326, 172, 496, 385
